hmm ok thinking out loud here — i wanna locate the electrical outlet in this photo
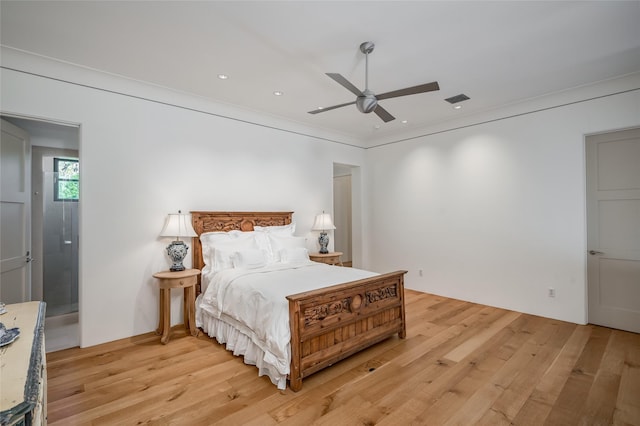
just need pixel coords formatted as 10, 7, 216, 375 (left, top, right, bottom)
548, 287, 556, 298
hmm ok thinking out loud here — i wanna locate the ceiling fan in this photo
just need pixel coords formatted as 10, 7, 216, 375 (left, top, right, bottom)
308, 41, 440, 123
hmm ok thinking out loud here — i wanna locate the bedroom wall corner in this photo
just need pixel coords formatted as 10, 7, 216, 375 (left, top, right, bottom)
1, 49, 367, 347
365, 74, 640, 325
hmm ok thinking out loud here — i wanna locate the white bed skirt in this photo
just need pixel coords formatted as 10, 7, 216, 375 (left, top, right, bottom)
196, 295, 288, 390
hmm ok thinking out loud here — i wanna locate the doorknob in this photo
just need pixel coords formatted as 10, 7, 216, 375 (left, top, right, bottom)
589, 250, 604, 255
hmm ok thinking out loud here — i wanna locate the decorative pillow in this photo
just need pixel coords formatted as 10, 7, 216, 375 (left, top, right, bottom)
251, 231, 273, 261
268, 235, 306, 262
206, 231, 272, 256
254, 222, 296, 236
213, 249, 235, 271
200, 230, 249, 266
279, 247, 309, 264
233, 249, 268, 269
208, 236, 258, 271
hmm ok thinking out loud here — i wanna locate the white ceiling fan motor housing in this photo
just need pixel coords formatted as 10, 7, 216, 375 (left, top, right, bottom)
357, 90, 378, 113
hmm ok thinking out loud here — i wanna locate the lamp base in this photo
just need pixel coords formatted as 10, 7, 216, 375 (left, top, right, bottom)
318, 231, 329, 254
166, 240, 188, 272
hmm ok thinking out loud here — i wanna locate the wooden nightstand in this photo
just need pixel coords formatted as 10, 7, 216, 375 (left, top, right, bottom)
309, 252, 343, 266
153, 268, 200, 344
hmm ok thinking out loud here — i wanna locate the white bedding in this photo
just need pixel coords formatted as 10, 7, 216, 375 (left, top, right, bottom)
196, 260, 378, 389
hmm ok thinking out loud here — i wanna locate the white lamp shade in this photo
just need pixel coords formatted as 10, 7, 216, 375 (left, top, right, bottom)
159, 213, 197, 239
311, 213, 336, 231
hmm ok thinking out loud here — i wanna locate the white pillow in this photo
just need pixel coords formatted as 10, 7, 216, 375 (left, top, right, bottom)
252, 224, 296, 264
251, 231, 273, 260
209, 237, 258, 271
254, 222, 296, 236
268, 235, 306, 262
213, 249, 235, 271
279, 247, 309, 264
200, 230, 249, 266
205, 230, 272, 256
233, 249, 268, 269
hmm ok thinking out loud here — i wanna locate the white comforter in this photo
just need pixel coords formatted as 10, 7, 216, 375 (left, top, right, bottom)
198, 261, 378, 376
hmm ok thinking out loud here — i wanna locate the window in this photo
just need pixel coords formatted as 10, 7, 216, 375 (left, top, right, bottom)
54, 158, 79, 201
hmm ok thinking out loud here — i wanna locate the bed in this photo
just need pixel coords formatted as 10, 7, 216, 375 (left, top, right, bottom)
191, 211, 407, 391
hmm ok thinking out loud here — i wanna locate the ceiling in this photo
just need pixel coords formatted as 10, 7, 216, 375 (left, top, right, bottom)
2, 1, 639, 145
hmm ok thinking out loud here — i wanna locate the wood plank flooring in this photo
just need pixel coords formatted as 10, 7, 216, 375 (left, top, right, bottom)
46, 290, 640, 425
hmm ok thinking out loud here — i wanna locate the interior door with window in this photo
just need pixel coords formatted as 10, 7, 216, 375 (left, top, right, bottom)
586, 127, 640, 333
1, 119, 32, 303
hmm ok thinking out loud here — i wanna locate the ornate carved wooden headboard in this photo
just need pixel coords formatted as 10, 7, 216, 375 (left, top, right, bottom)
190, 211, 293, 290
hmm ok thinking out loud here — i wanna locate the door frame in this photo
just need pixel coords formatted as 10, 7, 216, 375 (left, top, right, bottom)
1, 112, 82, 342
333, 163, 362, 268
584, 126, 640, 332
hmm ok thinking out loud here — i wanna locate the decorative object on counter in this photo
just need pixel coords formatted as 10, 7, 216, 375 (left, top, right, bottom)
0, 302, 6, 315
159, 210, 197, 271
312, 211, 336, 254
0, 322, 20, 347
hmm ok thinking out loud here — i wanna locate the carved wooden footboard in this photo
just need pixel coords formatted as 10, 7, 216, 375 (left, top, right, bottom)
287, 270, 407, 391
191, 211, 407, 391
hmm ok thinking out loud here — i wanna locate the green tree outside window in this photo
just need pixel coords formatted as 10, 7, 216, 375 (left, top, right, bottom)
54, 158, 79, 201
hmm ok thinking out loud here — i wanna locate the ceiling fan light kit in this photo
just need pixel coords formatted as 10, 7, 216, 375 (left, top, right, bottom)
309, 41, 440, 123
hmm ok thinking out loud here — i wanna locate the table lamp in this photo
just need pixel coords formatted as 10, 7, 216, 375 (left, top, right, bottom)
312, 211, 336, 254
159, 210, 197, 271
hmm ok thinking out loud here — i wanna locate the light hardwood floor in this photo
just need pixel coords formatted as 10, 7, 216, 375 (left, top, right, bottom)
46, 290, 640, 425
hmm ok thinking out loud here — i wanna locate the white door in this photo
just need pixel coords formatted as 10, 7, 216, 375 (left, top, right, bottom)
586, 127, 640, 333
1, 119, 32, 304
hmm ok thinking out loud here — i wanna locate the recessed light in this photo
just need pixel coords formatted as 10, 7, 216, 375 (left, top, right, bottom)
317, 106, 324, 110
453, 104, 462, 110
373, 124, 381, 130
401, 120, 408, 124
217, 74, 229, 80
273, 91, 284, 96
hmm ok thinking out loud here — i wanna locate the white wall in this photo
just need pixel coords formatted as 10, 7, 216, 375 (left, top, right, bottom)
365, 74, 640, 324
1, 49, 367, 347
3, 46, 639, 345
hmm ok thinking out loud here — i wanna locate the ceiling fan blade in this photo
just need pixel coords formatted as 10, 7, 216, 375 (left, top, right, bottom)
376, 81, 440, 101
326, 73, 363, 97
308, 100, 356, 115
374, 104, 395, 122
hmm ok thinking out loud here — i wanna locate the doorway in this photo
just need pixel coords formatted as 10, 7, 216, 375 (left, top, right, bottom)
586, 127, 640, 333
334, 163, 360, 267
1, 115, 81, 351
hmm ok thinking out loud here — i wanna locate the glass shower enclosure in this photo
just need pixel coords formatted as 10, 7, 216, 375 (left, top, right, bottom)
43, 158, 79, 317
